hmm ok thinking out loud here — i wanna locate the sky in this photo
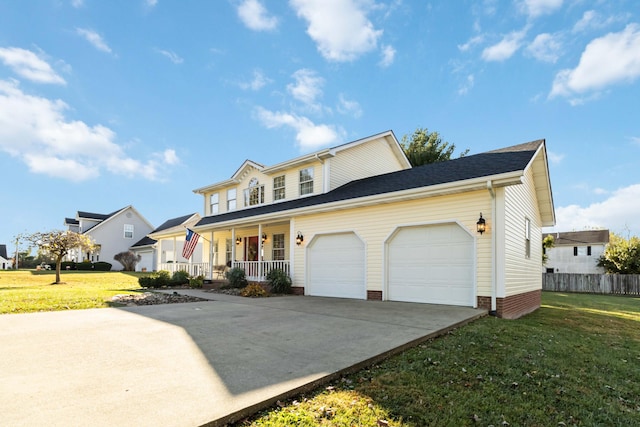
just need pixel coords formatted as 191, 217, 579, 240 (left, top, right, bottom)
1, 0, 639, 255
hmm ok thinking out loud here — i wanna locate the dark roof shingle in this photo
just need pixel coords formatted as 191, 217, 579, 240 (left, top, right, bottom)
196, 139, 544, 227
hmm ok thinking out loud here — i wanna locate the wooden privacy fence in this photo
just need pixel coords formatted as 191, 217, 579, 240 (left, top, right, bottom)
543, 273, 640, 296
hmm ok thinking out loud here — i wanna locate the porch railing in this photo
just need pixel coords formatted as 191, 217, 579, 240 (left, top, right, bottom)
232, 260, 290, 281
158, 260, 290, 282
158, 262, 209, 278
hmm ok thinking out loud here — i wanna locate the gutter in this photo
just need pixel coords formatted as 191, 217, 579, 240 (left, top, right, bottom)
487, 180, 497, 316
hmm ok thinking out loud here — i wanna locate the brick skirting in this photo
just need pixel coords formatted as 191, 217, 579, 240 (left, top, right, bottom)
476, 289, 541, 319
367, 290, 383, 300
291, 286, 304, 295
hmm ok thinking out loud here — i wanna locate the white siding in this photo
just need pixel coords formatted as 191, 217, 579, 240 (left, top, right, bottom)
329, 137, 407, 190
292, 191, 493, 298
545, 244, 606, 274
502, 166, 543, 297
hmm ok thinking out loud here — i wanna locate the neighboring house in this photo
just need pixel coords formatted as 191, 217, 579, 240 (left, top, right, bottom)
63, 206, 154, 270
0, 244, 11, 269
543, 230, 610, 274
188, 130, 555, 319
142, 213, 204, 275
129, 236, 157, 272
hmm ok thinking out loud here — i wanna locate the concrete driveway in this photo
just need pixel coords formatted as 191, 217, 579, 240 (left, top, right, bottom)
0, 291, 486, 427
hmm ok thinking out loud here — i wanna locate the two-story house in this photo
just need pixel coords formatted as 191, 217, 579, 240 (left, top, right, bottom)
543, 229, 610, 274
189, 130, 555, 319
64, 206, 154, 270
0, 244, 11, 269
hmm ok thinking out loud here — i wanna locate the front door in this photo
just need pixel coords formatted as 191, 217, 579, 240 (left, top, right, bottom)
245, 236, 259, 261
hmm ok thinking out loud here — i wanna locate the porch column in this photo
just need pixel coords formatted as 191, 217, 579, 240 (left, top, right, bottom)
258, 223, 263, 280
231, 228, 236, 267
208, 231, 214, 281
173, 236, 177, 271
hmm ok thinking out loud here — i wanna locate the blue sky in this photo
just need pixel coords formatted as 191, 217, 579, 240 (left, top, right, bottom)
1, 0, 639, 255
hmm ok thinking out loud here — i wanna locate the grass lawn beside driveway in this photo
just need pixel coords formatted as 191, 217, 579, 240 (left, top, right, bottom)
0, 270, 145, 314
239, 292, 640, 427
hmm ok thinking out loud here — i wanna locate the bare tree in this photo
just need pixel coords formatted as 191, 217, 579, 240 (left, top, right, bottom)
25, 230, 95, 284
114, 251, 141, 271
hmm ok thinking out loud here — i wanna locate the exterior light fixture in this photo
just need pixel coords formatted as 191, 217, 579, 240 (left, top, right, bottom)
296, 231, 304, 245
477, 213, 486, 235
261, 233, 267, 243
236, 236, 242, 245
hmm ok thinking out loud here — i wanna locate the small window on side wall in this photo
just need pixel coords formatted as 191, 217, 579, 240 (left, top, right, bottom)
210, 193, 219, 215
299, 167, 314, 195
124, 224, 134, 239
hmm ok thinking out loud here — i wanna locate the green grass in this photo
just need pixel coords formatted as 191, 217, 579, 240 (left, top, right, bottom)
0, 269, 146, 314
239, 292, 640, 426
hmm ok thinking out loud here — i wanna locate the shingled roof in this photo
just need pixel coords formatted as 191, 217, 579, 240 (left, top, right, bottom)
151, 213, 198, 233
196, 139, 545, 227
0, 244, 8, 259
131, 236, 157, 248
544, 230, 610, 246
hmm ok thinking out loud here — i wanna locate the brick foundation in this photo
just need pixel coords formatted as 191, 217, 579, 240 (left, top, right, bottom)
476, 289, 541, 319
367, 290, 383, 300
291, 286, 304, 295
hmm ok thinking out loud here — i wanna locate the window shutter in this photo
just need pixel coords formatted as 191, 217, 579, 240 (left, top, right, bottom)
573, 247, 578, 256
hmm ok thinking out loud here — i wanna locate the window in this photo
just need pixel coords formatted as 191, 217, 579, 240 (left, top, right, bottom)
210, 193, 219, 215
587, 246, 592, 256
273, 175, 286, 200
524, 218, 531, 259
575, 246, 588, 256
244, 178, 264, 206
574, 246, 578, 256
227, 188, 236, 211
273, 234, 285, 261
299, 167, 314, 195
124, 224, 134, 239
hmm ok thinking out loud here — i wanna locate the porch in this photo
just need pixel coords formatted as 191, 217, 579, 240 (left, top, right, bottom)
159, 260, 290, 282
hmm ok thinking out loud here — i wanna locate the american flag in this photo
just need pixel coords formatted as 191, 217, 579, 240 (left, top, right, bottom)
182, 228, 200, 259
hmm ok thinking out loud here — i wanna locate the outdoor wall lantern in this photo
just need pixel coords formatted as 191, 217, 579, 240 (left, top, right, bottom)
476, 213, 486, 235
296, 231, 304, 245
235, 236, 242, 245
261, 233, 267, 243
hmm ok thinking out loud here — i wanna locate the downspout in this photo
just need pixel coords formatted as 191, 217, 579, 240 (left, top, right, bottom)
487, 180, 497, 316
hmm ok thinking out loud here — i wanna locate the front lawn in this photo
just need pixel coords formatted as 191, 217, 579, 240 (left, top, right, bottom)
0, 270, 146, 314
240, 292, 640, 426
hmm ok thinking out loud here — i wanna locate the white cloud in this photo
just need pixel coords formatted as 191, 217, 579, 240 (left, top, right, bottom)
290, 0, 383, 62
287, 68, 324, 106
156, 49, 183, 64
237, 0, 279, 31
547, 184, 640, 236
379, 44, 395, 67
457, 74, 475, 95
161, 149, 179, 165
0, 47, 66, 85
546, 150, 564, 164
76, 28, 113, 54
71, 0, 84, 8
550, 24, 640, 100
254, 106, 342, 150
458, 35, 484, 52
526, 33, 562, 63
572, 10, 629, 33
337, 94, 362, 118
519, 0, 563, 19
0, 79, 177, 182
239, 69, 271, 91
146, 0, 158, 7
481, 27, 528, 61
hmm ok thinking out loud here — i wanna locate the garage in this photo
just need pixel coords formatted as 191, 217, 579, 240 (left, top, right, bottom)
136, 251, 155, 272
306, 232, 366, 299
387, 222, 474, 306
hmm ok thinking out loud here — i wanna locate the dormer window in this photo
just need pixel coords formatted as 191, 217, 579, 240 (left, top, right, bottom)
244, 178, 265, 206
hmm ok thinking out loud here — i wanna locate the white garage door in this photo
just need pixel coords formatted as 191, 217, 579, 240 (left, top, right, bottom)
307, 232, 365, 299
387, 223, 474, 306
137, 252, 154, 272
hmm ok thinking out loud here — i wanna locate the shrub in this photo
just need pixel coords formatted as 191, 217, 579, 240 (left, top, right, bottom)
76, 261, 94, 271
138, 270, 171, 288
171, 270, 190, 286
189, 275, 204, 289
113, 251, 141, 271
241, 283, 268, 298
266, 268, 292, 294
93, 261, 112, 271
226, 267, 248, 289
61, 261, 76, 270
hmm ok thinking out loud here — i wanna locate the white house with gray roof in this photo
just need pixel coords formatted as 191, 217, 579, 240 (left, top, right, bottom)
64, 206, 154, 270
543, 230, 610, 274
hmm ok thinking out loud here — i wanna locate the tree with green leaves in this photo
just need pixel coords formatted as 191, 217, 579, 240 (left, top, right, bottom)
542, 234, 555, 265
25, 230, 96, 284
400, 128, 469, 166
597, 232, 640, 274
